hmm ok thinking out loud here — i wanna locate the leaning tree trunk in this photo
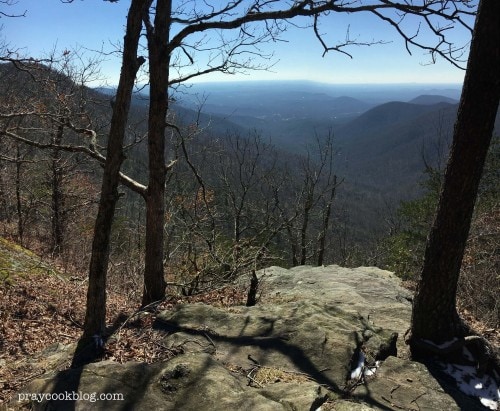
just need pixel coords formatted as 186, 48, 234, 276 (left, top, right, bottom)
82, 0, 148, 341
141, 0, 171, 306
409, 0, 500, 346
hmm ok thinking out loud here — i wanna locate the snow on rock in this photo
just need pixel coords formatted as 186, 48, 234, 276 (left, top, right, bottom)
440, 362, 499, 410
350, 351, 380, 380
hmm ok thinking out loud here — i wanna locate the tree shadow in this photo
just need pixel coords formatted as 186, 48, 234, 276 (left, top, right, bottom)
37, 312, 129, 410
18, 306, 490, 410
154, 315, 337, 386
348, 354, 491, 410
421, 358, 495, 411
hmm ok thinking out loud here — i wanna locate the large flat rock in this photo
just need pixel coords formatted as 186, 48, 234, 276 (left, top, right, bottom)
155, 299, 392, 390
10, 265, 492, 410
257, 265, 413, 348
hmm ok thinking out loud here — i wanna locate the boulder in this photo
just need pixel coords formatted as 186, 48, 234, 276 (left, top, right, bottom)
10, 265, 492, 410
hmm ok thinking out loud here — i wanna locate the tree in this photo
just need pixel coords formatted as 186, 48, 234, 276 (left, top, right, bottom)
137, 0, 476, 306
275, 132, 340, 266
0, 57, 104, 258
46, 0, 475, 357
408, 0, 499, 354
141, 0, 170, 306
381, 161, 444, 280
82, 0, 148, 344
161, 129, 285, 295
213, 132, 281, 272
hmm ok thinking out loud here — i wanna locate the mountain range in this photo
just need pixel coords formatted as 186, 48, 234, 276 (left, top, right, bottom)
165, 81, 469, 240
174, 82, 462, 193
3, 58, 497, 261
93, 80, 497, 244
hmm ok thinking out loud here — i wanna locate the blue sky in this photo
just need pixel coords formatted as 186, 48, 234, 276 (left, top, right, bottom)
1, 0, 475, 86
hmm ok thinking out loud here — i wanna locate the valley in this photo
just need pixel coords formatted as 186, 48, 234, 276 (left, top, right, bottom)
175, 81, 461, 184
169, 81, 464, 243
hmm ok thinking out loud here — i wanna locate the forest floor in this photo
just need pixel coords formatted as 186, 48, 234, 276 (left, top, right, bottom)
0, 243, 498, 405
0, 265, 247, 404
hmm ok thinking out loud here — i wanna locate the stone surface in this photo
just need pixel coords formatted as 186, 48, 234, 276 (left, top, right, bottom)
10, 265, 491, 410
256, 265, 413, 354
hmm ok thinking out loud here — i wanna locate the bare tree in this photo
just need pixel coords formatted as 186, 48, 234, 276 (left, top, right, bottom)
161, 129, 283, 294
137, 0, 475, 306
81, 0, 149, 349
215, 133, 279, 262
140, 0, 170, 305
4, 0, 476, 359
274, 132, 340, 266
407, 0, 499, 365
0, 54, 105, 257
315, 133, 341, 266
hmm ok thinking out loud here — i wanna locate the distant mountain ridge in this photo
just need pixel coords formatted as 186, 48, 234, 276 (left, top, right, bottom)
336, 101, 456, 140
88, 80, 467, 237
335, 101, 459, 188
94, 82, 464, 195
180, 89, 372, 121
408, 94, 459, 105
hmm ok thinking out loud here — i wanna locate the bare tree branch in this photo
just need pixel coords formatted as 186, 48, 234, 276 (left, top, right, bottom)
0, 126, 148, 196
168, 0, 475, 71
0, 0, 26, 18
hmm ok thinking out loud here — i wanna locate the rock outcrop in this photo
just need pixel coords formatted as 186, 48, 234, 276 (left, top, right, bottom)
10, 265, 493, 410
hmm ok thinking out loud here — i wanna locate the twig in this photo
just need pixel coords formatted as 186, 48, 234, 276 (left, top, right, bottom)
203, 332, 217, 351
390, 384, 401, 394
246, 367, 263, 388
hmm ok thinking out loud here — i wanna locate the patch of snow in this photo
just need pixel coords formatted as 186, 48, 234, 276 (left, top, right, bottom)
364, 361, 381, 377
350, 351, 365, 380
440, 362, 499, 410
350, 352, 380, 380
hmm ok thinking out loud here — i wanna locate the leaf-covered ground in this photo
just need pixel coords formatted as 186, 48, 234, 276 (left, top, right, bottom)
0, 257, 247, 404
0, 236, 497, 406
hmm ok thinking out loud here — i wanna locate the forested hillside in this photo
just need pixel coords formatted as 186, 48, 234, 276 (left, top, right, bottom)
0, 62, 348, 284
1, 0, 499, 409
1, 61, 481, 275
1, 60, 497, 326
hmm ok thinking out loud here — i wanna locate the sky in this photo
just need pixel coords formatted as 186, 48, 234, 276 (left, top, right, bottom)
1, 0, 476, 86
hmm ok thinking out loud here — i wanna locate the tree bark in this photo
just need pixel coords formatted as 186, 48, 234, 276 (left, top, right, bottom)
409, 0, 500, 346
51, 123, 64, 256
15, 143, 23, 246
82, 0, 148, 339
141, 0, 170, 306
317, 177, 337, 266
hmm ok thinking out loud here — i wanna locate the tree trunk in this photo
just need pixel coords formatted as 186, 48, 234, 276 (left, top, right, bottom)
15, 143, 23, 246
284, 221, 299, 266
317, 177, 337, 266
409, 0, 500, 346
82, 0, 148, 339
51, 123, 64, 256
141, 0, 171, 306
300, 188, 314, 265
